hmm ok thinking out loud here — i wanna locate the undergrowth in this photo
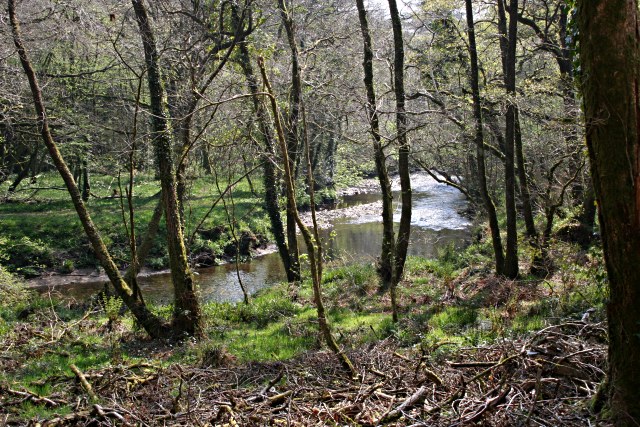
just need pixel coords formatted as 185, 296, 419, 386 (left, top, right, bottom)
0, 234, 608, 422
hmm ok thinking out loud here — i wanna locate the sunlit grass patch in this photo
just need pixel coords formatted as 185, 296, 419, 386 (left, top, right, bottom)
1, 171, 271, 273
221, 319, 316, 362
331, 310, 388, 345
428, 306, 478, 332
16, 401, 73, 422
511, 313, 548, 335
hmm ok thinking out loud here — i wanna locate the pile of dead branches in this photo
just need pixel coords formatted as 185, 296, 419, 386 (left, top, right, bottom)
1, 321, 607, 426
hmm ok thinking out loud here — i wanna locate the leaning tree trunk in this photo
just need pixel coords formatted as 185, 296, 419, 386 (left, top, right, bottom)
388, 0, 412, 322
132, 0, 201, 336
8, 0, 171, 339
465, 0, 505, 276
277, 0, 302, 284
258, 58, 357, 378
233, 10, 293, 282
355, 0, 396, 293
578, 0, 640, 423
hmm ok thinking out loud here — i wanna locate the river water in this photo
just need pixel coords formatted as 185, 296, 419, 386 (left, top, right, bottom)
31, 173, 472, 304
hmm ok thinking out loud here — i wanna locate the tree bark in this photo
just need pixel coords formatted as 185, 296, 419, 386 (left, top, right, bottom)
355, 0, 396, 293
277, 0, 302, 283
81, 159, 90, 202
8, 0, 171, 339
578, 0, 640, 423
388, 0, 412, 322
514, 111, 536, 239
258, 57, 357, 377
233, 12, 294, 282
132, 0, 201, 336
498, 0, 519, 278
465, 0, 505, 275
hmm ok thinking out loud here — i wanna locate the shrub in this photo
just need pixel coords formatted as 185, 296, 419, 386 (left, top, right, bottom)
0, 265, 33, 324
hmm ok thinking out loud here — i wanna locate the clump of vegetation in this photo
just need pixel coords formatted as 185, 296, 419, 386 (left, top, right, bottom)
0, 266, 32, 329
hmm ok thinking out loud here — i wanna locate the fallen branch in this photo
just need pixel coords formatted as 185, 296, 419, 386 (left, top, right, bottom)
448, 361, 500, 368
247, 370, 285, 403
459, 384, 511, 424
70, 364, 97, 401
377, 385, 429, 424
2, 387, 61, 407
268, 390, 293, 406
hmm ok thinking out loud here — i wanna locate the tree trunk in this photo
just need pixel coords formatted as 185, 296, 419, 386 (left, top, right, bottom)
132, 0, 201, 336
258, 57, 357, 378
355, 0, 396, 293
578, 0, 640, 423
465, 0, 505, 275
81, 159, 90, 202
8, 0, 171, 339
175, 115, 192, 234
124, 192, 163, 285
498, 0, 519, 278
8, 143, 39, 192
234, 18, 294, 283
277, 0, 302, 283
388, 0, 412, 322
514, 111, 536, 239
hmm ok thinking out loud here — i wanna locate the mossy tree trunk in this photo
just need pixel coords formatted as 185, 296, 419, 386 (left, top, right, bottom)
8, 0, 171, 339
465, 0, 505, 276
277, 0, 302, 284
388, 0, 412, 322
132, 0, 201, 336
578, 0, 640, 423
233, 7, 293, 282
355, 0, 396, 294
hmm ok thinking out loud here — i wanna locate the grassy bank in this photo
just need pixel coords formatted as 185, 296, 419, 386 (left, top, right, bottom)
0, 171, 271, 277
0, 233, 608, 424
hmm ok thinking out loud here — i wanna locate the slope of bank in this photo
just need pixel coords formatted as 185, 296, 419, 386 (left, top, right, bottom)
0, 235, 609, 426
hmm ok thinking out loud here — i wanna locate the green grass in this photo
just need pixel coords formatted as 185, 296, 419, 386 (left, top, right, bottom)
220, 314, 316, 362
0, 171, 271, 274
0, 234, 610, 424
16, 402, 73, 421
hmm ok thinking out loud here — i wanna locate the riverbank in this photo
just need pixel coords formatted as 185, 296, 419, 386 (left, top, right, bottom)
0, 236, 608, 425
24, 171, 474, 303
1, 172, 389, 279
0, 172, 277, 278
27, 195, 385, 290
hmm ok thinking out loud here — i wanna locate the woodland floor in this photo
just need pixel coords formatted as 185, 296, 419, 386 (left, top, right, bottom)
1, 324, 607, 426
1, 237, 610, 426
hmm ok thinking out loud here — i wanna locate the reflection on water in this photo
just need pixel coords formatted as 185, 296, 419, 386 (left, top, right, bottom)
35, 173, 472, 304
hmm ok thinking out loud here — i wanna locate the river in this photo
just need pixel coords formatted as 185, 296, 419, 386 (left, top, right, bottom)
30, 173, 472, 304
